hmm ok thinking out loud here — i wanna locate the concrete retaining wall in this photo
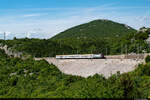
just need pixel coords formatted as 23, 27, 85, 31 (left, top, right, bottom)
35, 57, 144, 78
106, 54, 148, 59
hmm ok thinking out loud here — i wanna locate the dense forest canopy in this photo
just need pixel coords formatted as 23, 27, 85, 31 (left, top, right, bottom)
1, 29, 149, 58
51, 19, 137, 39
0, 49, 150, 98
0, 20, 150, 98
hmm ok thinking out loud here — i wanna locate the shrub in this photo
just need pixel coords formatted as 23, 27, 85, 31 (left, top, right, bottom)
145, 55, 150, 63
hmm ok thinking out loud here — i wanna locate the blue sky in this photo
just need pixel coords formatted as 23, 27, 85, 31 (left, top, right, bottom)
0, 0, 150, 39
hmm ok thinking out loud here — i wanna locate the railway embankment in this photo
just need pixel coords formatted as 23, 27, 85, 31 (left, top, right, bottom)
35, 56, 145, 78
0, 43, 148, 78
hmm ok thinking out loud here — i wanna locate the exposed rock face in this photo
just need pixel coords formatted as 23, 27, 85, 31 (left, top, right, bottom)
0, 44, 23, 58
139, 28, 148, 33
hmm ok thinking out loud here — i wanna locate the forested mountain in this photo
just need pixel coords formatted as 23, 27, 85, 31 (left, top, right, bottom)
0, 21, 149, 58
52, 19, 137, 39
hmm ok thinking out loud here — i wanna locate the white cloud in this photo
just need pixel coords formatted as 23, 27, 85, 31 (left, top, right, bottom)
22, 13, 48, 18
0, 4, 150, 39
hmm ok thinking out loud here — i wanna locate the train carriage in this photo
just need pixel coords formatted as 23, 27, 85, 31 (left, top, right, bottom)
56, 54, 104, 59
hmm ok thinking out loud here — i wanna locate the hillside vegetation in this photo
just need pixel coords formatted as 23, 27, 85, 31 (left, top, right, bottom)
0, 49, 150, 98
1, 20, 149, 58
1, 30, 149, 57
0, 20, 150, 98
52, 19, 136, 39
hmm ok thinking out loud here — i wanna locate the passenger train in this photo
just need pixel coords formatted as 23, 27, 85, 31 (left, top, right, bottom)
56, 54, 105, 59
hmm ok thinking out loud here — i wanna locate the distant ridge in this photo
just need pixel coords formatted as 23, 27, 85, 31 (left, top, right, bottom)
51, 19, 137, 39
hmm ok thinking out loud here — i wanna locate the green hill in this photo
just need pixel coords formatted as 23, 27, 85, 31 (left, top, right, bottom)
52, 19, 137, 39
1, 20, 149, 58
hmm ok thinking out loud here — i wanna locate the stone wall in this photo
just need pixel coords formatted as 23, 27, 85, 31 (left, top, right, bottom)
106, 54, 146, 59
35, 57, 144, 78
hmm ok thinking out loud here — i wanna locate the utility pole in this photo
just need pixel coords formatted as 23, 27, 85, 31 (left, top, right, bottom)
124, 45, 128, 59
138, 44, 140, 59
125, 45, 128, 56
121, 45, 122, 55
137, 44, 140, 54
60, 40, 61, 48
106, 48, 108, 56
4, 32, 6, 40
136, 44, 139, 59
91, 50, 93, 54
140, 45, 142, 53
121, 45, 123, 55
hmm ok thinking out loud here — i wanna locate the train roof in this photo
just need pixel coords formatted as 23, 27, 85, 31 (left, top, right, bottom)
56, 54, 102, 56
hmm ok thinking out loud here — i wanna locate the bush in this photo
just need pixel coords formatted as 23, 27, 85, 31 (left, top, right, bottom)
145, 55, 150, 63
